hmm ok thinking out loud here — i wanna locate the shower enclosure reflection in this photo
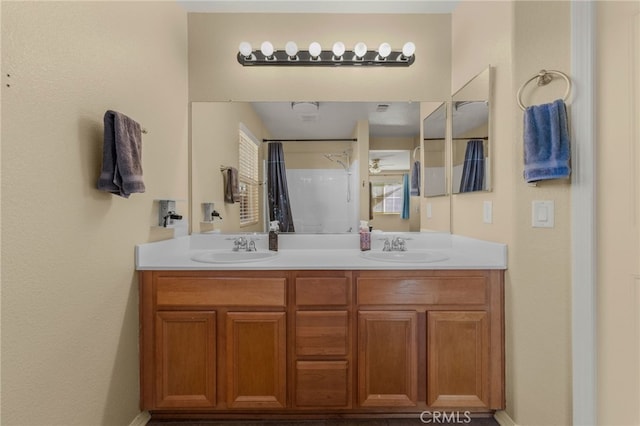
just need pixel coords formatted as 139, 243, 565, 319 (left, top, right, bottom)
280, 142, 358, 233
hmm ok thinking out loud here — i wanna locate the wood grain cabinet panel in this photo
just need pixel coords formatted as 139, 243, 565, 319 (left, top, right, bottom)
226, 312, 286, 409
295, 361, 350, 408
156, 277, 285, 307
427, 311, 489, 408
358, 311, 417, 407
295, 311, 348, 357
296, 276, 349, 306
357, 276, 487, 306
155, 311, 216, 408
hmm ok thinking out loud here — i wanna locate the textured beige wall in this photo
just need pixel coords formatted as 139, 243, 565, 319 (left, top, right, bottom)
452, 1, 571, 425
1, 2, 188, 425
188, 13, 451, 102
510, 3, 572, 425
596, 2, 640, 424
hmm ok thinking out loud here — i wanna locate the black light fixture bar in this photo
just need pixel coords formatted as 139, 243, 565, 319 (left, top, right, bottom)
237, 50, 415, 67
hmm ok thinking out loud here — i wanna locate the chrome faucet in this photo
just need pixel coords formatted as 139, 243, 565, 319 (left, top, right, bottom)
391, 236, 407, 252
231, 236, 257, 252
232, 236, 247, 252
381, 236, 408, 252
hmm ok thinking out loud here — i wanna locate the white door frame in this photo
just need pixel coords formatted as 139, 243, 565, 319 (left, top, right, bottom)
571, 2, 597, 425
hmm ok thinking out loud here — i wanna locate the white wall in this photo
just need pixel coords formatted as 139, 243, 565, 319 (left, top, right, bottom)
1, 2, 188, 424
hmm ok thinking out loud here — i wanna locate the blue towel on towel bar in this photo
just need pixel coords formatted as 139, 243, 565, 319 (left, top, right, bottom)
523, 99, 571, 183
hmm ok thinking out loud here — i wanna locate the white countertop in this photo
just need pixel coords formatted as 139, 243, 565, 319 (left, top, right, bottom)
135, 232, 507, 270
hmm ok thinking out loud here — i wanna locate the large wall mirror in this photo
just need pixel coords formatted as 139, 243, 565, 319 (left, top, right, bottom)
451, 66, 491, 194
191, 101, 424, 234
423, 102, 447, 197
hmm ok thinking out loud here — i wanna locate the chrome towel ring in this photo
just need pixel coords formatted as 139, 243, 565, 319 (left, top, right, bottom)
517, 69, 572, 111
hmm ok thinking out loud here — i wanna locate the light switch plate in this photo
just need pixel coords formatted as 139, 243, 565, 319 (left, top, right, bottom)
532, 200, 554, 228
426, 203, 433, 218
483, 201, 493, 224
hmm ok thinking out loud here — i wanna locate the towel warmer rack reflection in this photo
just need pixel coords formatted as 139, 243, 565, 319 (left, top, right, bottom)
517, 69, 572, 111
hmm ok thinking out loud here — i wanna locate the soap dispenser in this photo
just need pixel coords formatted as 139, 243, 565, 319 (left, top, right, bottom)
359, 220, 371, 251
269, 220, 279, 251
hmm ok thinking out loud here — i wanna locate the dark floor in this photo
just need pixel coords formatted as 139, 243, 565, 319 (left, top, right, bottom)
146, 416, 500, 426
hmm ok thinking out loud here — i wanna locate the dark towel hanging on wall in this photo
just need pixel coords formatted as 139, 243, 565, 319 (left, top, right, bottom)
223, 167, 240, 203
97, 110, 145, 198
459, 139, 485, 193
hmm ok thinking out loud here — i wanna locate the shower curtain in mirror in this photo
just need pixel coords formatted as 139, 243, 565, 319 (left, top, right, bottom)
267, 142, 295, 232
401, 173, 410, 220
459, 139, 485, 193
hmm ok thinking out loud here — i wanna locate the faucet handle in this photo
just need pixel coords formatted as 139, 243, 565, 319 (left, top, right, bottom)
379, 237, 392, 251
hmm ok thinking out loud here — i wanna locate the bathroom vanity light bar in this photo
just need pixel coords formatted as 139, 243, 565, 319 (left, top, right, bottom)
237, 41, 416, 67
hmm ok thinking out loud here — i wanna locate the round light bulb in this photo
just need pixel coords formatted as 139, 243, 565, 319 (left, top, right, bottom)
260, 41, 274, 57
354, 42, 368, 58
378, 42, 392, 59
332, 41, 345, 58
285, 41, 298, 57
239, 41, 253, 57
402, 41, 416, 58
309, 42, 322, 58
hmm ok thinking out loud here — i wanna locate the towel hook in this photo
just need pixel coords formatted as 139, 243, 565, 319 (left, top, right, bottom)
517, 69, 572, 111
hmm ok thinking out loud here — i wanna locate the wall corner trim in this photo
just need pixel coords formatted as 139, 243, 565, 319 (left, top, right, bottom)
494, 410, 518, 426
571, 2, 598, 426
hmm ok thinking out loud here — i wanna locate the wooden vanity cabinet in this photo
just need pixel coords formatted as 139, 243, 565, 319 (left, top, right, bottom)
139, 270, 288, 412
355, 270, 504, 411
139, 268, 504, 419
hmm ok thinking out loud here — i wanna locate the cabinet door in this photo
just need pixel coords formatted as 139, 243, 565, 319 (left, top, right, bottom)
155, 311, 216, 408
295, 360, 350, 408
358, 311, 417, 407
427, 311, 489, 408
226, 312, 286, 408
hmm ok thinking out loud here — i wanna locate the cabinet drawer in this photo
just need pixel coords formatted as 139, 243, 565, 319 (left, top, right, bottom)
296, 311, 349, 356
296, 277, 349, 306
357, 276, 487, 306
295, 361, 349, 408
156, 277, 286, 307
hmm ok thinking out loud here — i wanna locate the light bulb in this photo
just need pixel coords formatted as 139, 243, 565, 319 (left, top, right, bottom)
285, 41, 298, 58
239, 42, 253, 58
354, 42, 367, 58
332, 41, 345, 58
378, 42, 391, 59
402, 41, 416, 58
260, 41, 274, 57
309, 42, 322, 58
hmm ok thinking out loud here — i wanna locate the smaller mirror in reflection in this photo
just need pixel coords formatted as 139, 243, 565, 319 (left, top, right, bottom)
451, 66, 491, 194
423, 102, 447, 197
452, 100, 489, 193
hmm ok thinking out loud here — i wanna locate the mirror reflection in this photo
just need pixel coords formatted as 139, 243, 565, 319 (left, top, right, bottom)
423, 102, 447, 197
451, 67, 491, 194
191, 101, 424, 234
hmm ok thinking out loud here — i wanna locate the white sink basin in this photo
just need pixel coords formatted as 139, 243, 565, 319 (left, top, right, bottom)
360, 250, 449, 263
191, 250, 279, 264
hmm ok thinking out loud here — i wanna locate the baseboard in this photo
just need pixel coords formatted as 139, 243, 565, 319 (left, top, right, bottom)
494, 410, 518, 426
128, 411, 151, 426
